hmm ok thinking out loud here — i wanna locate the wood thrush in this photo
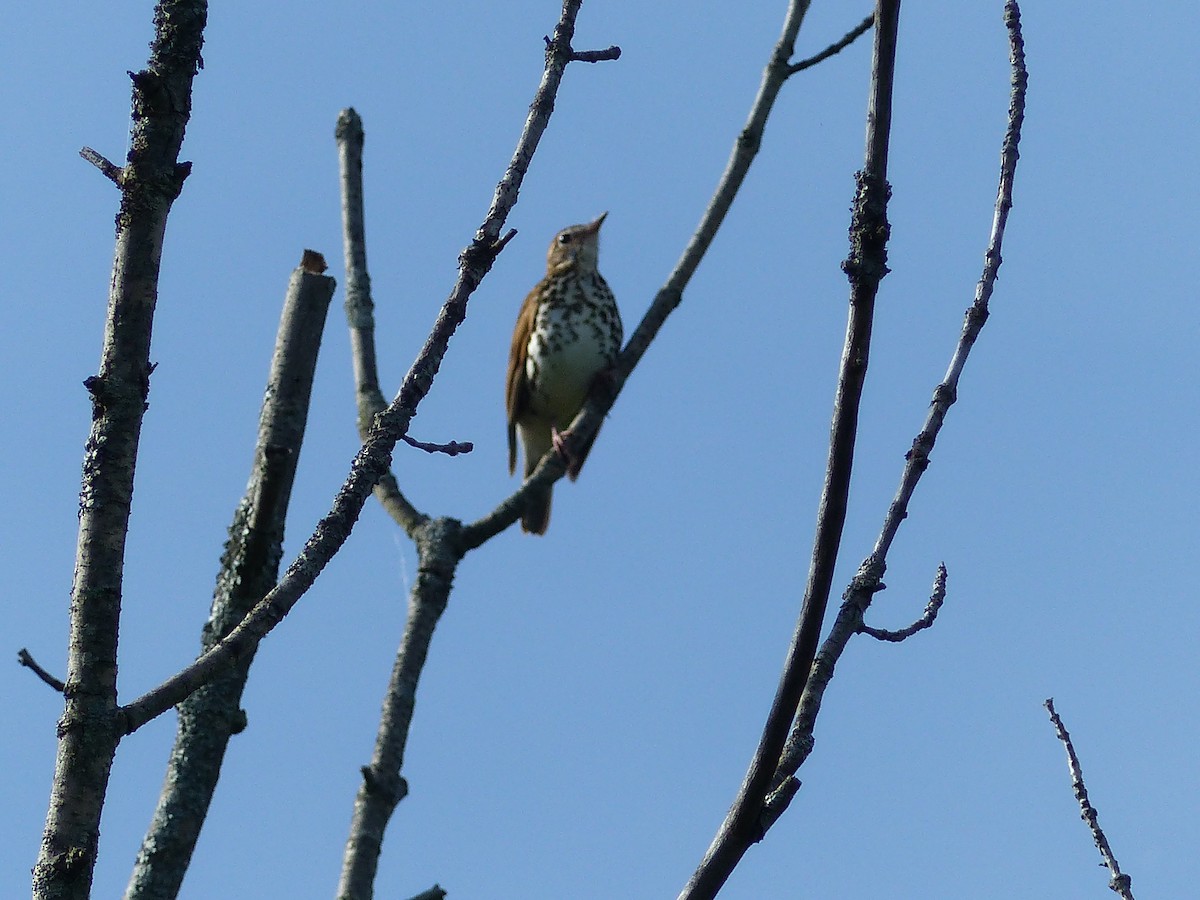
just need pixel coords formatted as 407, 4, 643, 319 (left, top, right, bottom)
506, 212, 622, 534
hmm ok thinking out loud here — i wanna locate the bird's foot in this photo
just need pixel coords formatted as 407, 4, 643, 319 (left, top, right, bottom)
551, 426, 584, 478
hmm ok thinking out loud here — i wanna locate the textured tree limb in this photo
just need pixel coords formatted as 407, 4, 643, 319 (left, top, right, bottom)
17, 649, 66, 693
1045, 699, 1136, 900
31, 4, 208, 899
334, 5, 620, 897
123, 258, 335, 900
767, 0, 1028, 818
679, 4, 902, 897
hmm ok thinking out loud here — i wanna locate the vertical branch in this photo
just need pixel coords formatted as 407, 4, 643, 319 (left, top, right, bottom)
123, 260, 336, 900
336, 108, 425, 534
678, 3, 901, 898
336, 521, 461, 900
32, 4, 208, 898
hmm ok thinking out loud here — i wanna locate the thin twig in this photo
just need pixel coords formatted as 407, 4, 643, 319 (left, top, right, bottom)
17, 649, 66, 693
768, 0, 1029, 811
544, 35, 622, 63
787, 12, 875, 75
859, 562, 947, 641
1045, 699, 1136, 900
401, 434, 474, 456
79, 146, 125, 186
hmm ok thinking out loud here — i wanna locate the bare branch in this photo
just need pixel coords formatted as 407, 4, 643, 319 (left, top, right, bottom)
336, 107, 427, 535
770, 0, 1029, 804
1045, 699, 1136, 900
79, 147, 125, 186
542, 34, 621, 63
17, 649, 66, 693
787, 12, 875, 75
404, 887, 447, 900
859, 563, 947, 641
572, 46, 621, 63
33, 4, 207, 897
336, 518, 459, 900
401, 434, 474, 456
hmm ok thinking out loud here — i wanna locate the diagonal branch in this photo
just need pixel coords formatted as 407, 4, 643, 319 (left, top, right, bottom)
1045, 699, 1136, 900
787, 12, 875, 75
17, 649, 66, 693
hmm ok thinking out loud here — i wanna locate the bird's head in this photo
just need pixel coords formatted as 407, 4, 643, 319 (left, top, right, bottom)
546, 212, 607, 275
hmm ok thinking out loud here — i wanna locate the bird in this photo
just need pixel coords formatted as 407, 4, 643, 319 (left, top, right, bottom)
506, 212, 622, 534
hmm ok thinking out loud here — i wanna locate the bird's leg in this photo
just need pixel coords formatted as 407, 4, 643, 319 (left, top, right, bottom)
550, 425, 575, 464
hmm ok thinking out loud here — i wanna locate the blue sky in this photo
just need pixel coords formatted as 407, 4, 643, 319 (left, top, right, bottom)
4, 2, 1198, 898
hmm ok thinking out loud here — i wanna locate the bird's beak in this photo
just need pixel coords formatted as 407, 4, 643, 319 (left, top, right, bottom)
585, 211, 608, 233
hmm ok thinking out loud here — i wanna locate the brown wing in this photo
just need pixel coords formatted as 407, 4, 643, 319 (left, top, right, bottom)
505, 283, 540, 475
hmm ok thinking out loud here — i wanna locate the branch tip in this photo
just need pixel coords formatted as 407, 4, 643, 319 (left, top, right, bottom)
401, 434, 474, 457
1045, 698, 1136, 900
79, 147, 125, 186
17, 648, 66, 693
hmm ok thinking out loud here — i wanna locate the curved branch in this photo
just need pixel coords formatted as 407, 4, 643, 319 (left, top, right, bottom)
859, 562, 947, 641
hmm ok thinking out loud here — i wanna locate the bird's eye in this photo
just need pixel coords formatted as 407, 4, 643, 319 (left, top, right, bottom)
557, 232, 573, 245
